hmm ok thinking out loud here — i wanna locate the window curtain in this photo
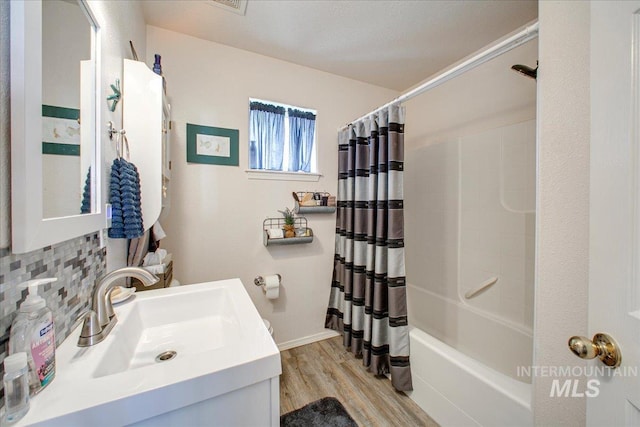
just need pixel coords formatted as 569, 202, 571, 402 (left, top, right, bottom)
288, 108, 316, 172
249, 102, 285, 170
325, 104, 412, 392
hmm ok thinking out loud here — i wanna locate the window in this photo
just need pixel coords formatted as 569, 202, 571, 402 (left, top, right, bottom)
249, 99, 317, 173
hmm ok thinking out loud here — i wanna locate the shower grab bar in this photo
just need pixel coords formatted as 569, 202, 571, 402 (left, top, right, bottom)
464, 277, 498, 299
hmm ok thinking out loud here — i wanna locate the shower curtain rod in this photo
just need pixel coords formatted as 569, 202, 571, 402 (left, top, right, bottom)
338, 20, 539, 131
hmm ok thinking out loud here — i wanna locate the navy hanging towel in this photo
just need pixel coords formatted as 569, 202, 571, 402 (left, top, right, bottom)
108, 132, 144, 239
80, 166, 91, 214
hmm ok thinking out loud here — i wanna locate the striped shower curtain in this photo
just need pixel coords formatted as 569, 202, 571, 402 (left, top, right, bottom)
325, 104, 412, 391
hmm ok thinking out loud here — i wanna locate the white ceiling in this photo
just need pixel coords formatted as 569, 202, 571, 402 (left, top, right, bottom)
142, 0, 538, 92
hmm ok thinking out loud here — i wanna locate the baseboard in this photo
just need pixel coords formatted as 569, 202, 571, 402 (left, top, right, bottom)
277, 330, 340, 351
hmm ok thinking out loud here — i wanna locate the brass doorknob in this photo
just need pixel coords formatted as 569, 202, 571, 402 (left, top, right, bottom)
568, 333, 621, 368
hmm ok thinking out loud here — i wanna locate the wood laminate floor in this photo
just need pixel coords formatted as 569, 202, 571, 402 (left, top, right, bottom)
280, 336, 439, 427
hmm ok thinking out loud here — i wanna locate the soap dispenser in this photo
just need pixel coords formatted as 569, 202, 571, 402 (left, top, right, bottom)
9, 278, 57, 396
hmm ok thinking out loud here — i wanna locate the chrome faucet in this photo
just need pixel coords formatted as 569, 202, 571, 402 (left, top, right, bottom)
78, 267, 158, 347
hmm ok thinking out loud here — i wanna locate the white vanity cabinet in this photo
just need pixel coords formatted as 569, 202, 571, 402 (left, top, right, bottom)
130, 377, 280, 427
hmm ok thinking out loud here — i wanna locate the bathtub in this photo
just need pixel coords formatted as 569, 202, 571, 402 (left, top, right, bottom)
407, 284, 533, 426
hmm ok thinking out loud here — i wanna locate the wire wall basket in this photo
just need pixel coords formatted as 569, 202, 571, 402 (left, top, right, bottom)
293, 191, 336, 214
262, 217, 313, 246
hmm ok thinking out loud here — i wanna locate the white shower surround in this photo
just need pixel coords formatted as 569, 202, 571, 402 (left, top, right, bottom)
406, 121, 536, 335
404, 120, 536, 425
458, 121, 536, 329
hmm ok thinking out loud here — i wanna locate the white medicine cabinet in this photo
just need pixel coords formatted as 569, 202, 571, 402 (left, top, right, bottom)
122, 59, 170, 230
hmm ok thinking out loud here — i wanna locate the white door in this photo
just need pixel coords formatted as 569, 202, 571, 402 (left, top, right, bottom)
588, 1, 640, 425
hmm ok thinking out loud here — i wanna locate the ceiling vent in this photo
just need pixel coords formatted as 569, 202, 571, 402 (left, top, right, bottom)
206, 0, 248, 16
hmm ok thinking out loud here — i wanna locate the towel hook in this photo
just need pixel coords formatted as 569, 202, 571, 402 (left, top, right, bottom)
110, 124, 129, 160
107, 121, 117, 140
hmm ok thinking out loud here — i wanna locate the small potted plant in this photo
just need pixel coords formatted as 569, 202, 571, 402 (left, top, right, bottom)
278, 207, 296, 238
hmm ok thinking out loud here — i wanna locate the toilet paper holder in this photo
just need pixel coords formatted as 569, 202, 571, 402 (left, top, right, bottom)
254, 274, 282, 287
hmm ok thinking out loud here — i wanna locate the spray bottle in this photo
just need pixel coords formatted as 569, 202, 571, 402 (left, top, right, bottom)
9, 278, 57, 396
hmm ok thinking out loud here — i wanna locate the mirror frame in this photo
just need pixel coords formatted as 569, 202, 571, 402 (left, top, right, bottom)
10, 0, 104, 254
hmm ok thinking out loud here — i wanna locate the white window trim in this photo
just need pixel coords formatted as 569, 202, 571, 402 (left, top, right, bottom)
245, 169, 322, 182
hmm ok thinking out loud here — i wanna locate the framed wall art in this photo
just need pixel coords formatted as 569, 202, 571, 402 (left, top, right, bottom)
186, 123, 239, 166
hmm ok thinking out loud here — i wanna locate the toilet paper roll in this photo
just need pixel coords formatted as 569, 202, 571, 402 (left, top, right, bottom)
262, 274, 280, 300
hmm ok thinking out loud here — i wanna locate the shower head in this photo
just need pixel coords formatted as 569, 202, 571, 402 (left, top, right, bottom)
511, 61, 538, 80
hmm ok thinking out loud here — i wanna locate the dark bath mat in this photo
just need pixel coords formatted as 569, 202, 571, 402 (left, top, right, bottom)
281, 397, 358, 427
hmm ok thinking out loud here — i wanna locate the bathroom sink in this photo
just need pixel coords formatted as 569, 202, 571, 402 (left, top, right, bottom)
94, 285, 242, 378
14, 279, 281, 426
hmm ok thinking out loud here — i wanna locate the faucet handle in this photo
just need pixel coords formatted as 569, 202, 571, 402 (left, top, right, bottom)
77, 310, 102, 339
73, 309, 92, 328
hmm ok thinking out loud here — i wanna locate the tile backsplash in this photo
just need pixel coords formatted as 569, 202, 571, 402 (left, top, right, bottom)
0, 232, 106, 394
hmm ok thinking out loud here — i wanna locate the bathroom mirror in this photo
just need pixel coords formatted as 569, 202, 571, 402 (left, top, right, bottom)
10, 0, 104, 253
41, 0, 94, 219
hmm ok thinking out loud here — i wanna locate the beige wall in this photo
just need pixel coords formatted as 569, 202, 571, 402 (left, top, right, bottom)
534, 1, 590, 424
146, 26, 398, 346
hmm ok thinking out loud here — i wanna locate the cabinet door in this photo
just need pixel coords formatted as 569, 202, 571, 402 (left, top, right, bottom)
123, 59, 162, 231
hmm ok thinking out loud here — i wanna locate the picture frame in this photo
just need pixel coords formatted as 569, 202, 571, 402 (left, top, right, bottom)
42, 105, 81, 156
186, 123, 239, 166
